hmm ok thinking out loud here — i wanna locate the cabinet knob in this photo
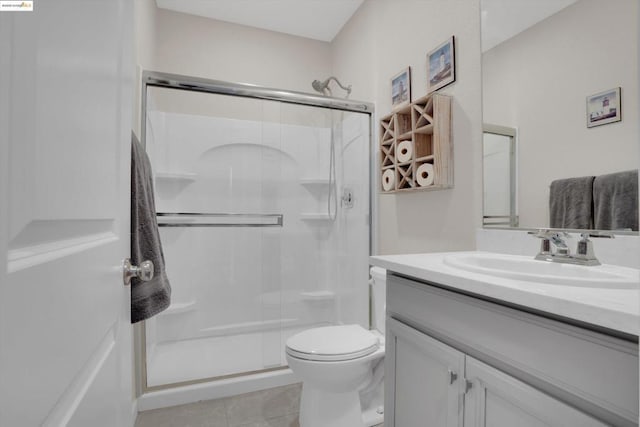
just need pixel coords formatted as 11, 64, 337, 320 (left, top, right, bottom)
464, 379, 473, 394
448, 369, 458, 384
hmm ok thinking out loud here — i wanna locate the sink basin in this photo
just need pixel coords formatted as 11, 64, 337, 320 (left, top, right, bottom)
443, 253, 638, 288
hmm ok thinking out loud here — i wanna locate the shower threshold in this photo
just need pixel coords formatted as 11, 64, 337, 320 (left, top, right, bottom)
146, 326, 309, 388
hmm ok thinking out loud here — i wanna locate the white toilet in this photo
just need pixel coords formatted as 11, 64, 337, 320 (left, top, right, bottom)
285, 267, 387, 427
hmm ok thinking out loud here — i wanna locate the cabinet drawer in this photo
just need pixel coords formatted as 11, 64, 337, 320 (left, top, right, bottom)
387, 274, 638, 426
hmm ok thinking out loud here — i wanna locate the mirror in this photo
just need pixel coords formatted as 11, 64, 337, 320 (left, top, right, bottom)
481, 0, 638, 232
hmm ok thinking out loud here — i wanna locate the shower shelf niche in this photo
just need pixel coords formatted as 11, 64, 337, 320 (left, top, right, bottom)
379, 93, 452, 193
299, 179, 331, 187
155, 172, 197, 185
300, 213, 333, 221
300, 290, 336, 302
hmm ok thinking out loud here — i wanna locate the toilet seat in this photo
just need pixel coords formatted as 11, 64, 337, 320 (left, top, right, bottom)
286, 324, 379, 362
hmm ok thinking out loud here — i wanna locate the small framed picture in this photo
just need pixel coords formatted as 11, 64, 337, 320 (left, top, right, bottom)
427, 36, 456, 93
587, 87, 621, 128
391, 67, 411, 110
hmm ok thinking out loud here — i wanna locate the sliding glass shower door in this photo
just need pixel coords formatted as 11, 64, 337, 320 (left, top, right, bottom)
142, 84, 370, 389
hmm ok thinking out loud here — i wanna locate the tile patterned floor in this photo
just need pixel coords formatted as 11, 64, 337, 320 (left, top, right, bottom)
135, 383, 383, 427
136, 383, 301, 427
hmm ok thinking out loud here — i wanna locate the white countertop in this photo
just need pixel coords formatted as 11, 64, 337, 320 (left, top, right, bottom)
370, 251, 640, 336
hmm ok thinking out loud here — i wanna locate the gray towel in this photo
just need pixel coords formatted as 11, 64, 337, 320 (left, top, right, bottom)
593, 170, 639, 231
549, 176, 595, 229
131, 132, 171, 323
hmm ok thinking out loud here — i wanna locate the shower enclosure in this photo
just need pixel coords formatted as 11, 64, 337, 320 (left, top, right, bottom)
138, 72, 373, 393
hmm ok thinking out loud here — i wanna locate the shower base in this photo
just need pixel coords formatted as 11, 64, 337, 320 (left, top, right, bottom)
147, 327, 308, 388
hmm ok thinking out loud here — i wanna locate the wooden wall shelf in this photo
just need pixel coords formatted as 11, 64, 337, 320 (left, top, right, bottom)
379, 93, 452, 193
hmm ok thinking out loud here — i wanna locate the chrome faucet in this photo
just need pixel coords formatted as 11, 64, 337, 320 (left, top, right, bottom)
528, 229, 613, 266
548, 232, 570, 256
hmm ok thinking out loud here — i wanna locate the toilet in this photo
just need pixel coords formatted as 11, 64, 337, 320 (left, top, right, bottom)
286, 267, 387, 427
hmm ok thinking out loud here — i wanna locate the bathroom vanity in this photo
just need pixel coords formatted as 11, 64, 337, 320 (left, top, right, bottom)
370, 252, 639, 427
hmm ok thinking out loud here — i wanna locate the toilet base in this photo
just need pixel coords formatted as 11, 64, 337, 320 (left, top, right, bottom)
299, 384, 365, 427
361, 375, 384, 426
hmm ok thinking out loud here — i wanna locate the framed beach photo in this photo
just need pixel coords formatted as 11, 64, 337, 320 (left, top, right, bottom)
587, 87, 621, 128
427, 36, 455, 93
391, 67, 411, 110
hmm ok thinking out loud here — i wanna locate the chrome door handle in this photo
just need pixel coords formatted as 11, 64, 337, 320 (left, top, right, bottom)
123, 259, 154, 286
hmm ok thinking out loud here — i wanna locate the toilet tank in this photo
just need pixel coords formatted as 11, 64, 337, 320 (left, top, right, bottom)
370, 267, 387, 334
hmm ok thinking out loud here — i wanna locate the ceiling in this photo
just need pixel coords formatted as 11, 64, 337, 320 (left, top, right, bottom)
481, 0, 578, 52
155, 0, 365, 42
156, 0, 579, 50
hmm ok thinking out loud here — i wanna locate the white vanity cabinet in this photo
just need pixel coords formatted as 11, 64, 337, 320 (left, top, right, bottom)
384, 273, 639, 427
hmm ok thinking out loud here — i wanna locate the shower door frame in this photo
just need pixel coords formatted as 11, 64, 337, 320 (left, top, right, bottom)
135, 70, 376, 396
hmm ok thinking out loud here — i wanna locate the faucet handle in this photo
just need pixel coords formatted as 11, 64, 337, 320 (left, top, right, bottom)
528, 229, 552, 254
575, 233, 605, 265
529, 229, 572, 257
528, 229, 552, 238
528, 229, 570, 239
580, 231, 615, 239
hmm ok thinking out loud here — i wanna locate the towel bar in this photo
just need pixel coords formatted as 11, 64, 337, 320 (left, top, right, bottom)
156, 212, 283, 227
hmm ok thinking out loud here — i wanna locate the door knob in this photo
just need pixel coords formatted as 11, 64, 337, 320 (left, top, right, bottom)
123, 259, 154, 286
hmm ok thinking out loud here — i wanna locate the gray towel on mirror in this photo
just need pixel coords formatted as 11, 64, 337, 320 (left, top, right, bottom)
593, 170, 639, 231
549, 176, 595, 229
131, 132, 171, 323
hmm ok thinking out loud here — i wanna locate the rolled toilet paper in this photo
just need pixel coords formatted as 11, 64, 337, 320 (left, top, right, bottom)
396, 140, 413, 163
382, 169, 395, 191
416, 163, 434, 187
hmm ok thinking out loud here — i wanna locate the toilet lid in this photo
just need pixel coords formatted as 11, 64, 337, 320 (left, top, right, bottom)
286, 324, 379, 362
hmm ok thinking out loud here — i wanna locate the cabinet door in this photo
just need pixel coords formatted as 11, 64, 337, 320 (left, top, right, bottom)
464, 357, 608, 427
386, 317, 465, 427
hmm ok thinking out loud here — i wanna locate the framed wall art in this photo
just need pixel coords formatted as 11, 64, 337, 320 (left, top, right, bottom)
391, 67, 411, 110
587, 87, 621, 128
427, 36, 455, 93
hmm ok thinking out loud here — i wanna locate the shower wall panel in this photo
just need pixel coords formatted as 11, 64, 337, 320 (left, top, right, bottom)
143, 89, 370, 387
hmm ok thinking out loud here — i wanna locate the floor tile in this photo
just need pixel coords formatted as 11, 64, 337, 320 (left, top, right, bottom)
225, 383, 301, 426
236, 413, 300, 427
135, 399, 227, 427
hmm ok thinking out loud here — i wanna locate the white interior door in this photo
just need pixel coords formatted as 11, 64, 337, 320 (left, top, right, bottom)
0, 1, 135, 426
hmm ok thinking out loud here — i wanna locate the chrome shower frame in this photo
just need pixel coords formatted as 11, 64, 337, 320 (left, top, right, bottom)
135, 70, 377, 397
